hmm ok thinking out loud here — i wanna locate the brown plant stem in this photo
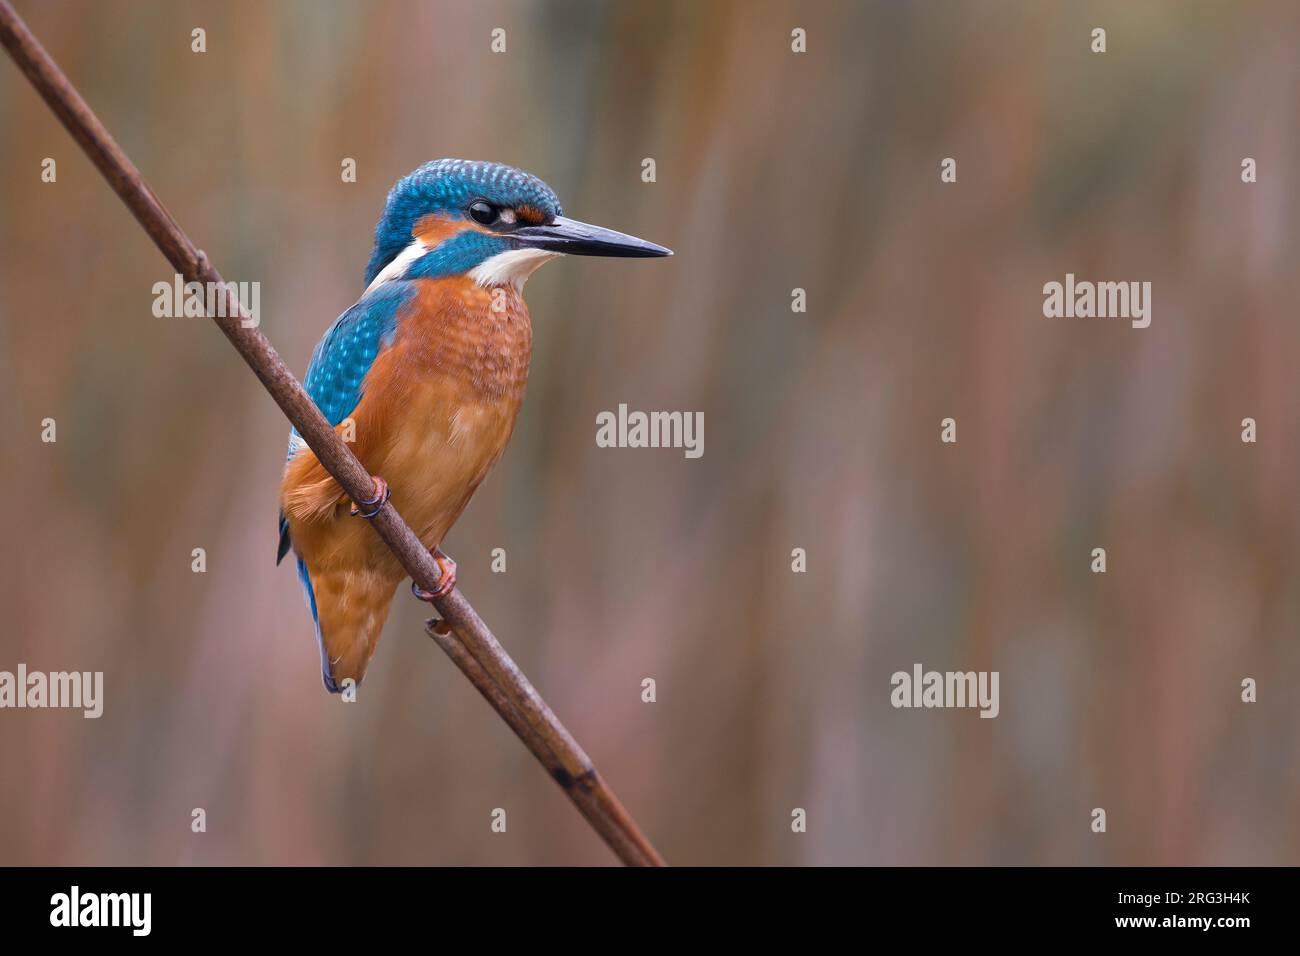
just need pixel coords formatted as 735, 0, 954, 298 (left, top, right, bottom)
0, 0, 663, 867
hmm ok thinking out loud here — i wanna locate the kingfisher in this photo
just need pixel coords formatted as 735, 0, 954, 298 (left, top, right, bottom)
277, 159, 670, 692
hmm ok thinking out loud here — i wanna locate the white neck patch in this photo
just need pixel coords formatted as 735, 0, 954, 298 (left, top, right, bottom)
468, 248, 561, 292
366, 239, 560, 295
365, 238, 430, 294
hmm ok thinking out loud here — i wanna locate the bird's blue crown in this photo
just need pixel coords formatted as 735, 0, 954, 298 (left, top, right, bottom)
363, 159, 563, 286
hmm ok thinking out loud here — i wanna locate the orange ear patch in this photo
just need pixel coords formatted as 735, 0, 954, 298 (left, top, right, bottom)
514, 204, 546, 225
413, 212, 473, 246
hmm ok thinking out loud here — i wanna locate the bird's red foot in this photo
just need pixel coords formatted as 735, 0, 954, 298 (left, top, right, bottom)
349, 475, 390, 518
411, 548, 457, 602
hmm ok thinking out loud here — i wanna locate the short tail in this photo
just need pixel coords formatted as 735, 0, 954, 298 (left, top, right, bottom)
294, 558, 338, 692
277, 511, 292, 565
294, 558, 397, 693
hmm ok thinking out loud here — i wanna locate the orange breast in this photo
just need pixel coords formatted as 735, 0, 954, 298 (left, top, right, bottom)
283, 275, 532, 585
352, 276, 533, 556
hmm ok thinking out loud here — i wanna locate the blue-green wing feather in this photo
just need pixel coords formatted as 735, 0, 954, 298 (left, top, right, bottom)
275, 281, 413, 565
278, 282, 415, 692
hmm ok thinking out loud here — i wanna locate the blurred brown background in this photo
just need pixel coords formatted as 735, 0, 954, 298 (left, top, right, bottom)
1, 0, 1298, 865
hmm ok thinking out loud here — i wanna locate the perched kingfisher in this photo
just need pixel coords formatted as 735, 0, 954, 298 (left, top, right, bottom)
277, 160, 670, 692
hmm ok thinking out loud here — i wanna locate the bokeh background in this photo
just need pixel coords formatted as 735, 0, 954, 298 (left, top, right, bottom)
1, 0, 1298, 865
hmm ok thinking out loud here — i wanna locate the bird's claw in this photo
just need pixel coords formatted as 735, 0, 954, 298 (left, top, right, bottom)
350, 475, 390, 518
411, 549, 457, 602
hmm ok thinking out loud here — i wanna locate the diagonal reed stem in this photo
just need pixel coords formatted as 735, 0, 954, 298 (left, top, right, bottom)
0, 0, 663, 867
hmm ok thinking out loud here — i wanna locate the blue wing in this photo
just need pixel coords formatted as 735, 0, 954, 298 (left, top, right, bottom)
300, 281, 415, 429
295, 556, 339, 692
278, 282, 415, 692
276, 281, 415, 564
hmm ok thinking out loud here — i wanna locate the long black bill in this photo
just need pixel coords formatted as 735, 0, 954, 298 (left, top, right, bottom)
513, 216, 672, 258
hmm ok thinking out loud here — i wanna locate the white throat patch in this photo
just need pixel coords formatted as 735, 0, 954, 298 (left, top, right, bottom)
468, 248, 561, 291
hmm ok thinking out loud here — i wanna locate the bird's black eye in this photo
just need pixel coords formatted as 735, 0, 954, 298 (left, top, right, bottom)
468, 200, 498, 225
